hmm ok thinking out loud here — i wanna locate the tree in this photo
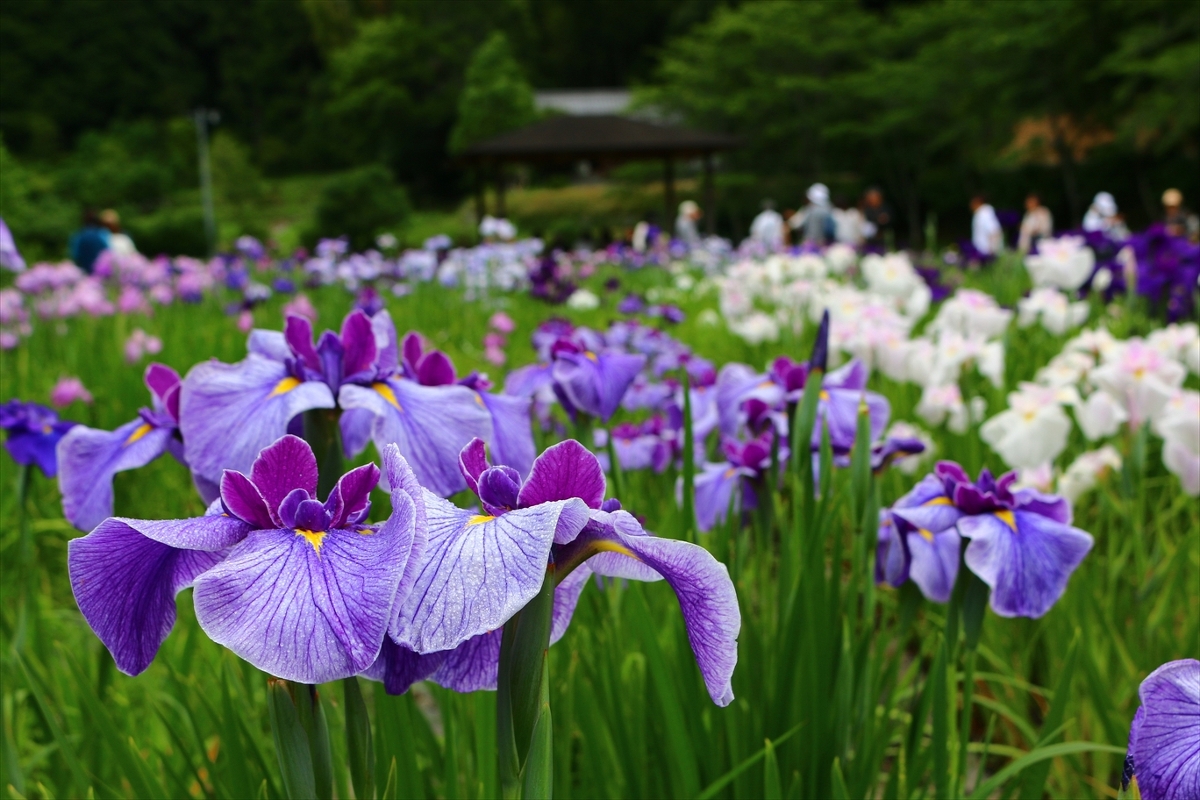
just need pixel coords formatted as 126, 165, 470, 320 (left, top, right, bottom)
448, 32, 537, 154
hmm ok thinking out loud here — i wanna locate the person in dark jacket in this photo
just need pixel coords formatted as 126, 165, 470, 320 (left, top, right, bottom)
68, 209, 110, 273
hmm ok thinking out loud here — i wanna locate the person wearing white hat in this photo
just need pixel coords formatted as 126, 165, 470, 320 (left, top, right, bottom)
1083, 192, 1118, 234
676, 200, 702, 246
788, 183, 835, 246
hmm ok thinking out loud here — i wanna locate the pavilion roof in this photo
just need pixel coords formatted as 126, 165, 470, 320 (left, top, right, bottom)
459, 114, 739, 164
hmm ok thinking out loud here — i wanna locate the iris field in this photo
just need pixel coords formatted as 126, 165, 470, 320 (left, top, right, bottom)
0, 240, 1197, 800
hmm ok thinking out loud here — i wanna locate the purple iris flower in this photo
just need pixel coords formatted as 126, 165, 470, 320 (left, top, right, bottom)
617, 293, 646, 314
692, 433, 776, 532
69, 435, 423, 683
1, 400, 77, 477
367, 439, 740, 707
1123, 658, 1199, 800
876, 473, 963, 602
550, 339, 646, 422
58, 364, 185, 531
182, 309, 494, 498
880, 461, 1093, 618
604, 418, 675, 473
814, 359, 890, 454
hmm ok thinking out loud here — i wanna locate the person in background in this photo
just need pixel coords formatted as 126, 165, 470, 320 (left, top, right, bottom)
833, 194, 866, 247
100, 209, 138, 257
1161, 188, 1199, 240
1082, 191, 1120, 235
749, 199, 784, 251
68, 209, 110, 273
788, 183, 835, 247
970, 193, 1003, 258
1017, 192, 1053, 253
675, 200, 702, 247
862, 186, 892, 249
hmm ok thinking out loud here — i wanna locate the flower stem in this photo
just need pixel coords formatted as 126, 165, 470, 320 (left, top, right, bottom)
497, 564, 557, 799
303, 408, 343, 499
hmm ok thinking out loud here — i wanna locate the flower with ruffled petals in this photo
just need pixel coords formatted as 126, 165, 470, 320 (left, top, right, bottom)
182, 310, 497, 497
1123, 659, 1200, 800
367, 439, 741, 707
69, 435, 423, 683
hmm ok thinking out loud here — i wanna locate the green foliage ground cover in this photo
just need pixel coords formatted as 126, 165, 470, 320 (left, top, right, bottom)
0, 259, 1196, 799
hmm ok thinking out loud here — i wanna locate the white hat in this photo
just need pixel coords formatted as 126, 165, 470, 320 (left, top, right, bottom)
807, 183, 830, 206
679, 200, 700, 217
1093, 192, 1117, 217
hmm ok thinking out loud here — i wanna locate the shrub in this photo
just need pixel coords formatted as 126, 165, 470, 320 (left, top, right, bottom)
312, 165, 411, 251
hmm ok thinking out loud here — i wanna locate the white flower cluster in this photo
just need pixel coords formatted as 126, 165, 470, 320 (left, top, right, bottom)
983, 322, 1200, 496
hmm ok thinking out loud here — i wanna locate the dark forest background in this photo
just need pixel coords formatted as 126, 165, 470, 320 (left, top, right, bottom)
1, 0, 1197, 257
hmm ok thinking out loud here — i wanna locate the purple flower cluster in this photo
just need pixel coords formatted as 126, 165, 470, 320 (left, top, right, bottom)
1128, 224, 1200, 322
877, 461, 1094, 617
1, 400, 77, 477
67, 431, 742, 707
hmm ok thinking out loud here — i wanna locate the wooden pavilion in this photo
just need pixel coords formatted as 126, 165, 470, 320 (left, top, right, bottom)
459, 114, 739, 234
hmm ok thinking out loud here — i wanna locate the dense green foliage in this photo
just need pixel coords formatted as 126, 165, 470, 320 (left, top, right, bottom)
312, 165, 411, 251
448, 33, 538, 155
0, 0, 1197, 248
0, 258, 1195, 798
642, 0, 1200, 241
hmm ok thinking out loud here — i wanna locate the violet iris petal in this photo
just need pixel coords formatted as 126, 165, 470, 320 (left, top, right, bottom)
339, 407, 376, 459
390, 491, 590, 654
906, 528, 961, 603
554, 510, 741, 706
363, 639, 446, 696
1127, 658, 1200, 800
193, 438, 421, 684
58, 418, 175, 531
429, 630, 503, 693
693, 462, 751, 532
517, 438, 606, 512
478, 391, 536, 478
875, 511, 911, 587
551, 349, 646, 422
338, 378, 493, 497
815, 360, 890, 452
181, 353, 335, 484
878, 474, 963, 602
957, 506, 1093, 618
68, 515, 253, 675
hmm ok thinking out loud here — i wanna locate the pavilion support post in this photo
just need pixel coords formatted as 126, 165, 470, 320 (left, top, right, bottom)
663, 158, 675, 229
474, 164, 486, 226
496, 164, 507, 218
703, 153, 715, 235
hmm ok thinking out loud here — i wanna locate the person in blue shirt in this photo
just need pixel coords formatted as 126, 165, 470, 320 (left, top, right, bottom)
68, 209, 110, 273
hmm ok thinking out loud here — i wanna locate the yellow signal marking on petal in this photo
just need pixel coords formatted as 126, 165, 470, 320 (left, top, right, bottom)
295, 528, 326, 553
820, 390, 831, 401
124, 423, 153, 446
924, 497, 953, 506
468, 515, 495, 526
591, 540, 638, 560
919, 529, 935, 542
995, 510, 1017, 531
270, 376, 302, 397
474, 393, 485, 407
585, 351, 599, 362
373, 382, 402, 411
